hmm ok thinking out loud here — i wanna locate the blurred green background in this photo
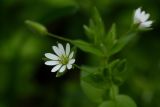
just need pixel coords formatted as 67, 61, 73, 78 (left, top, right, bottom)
0, 0, 160, 107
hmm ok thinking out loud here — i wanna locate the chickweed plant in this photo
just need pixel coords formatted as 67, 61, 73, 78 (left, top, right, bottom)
25, 7, 153, 107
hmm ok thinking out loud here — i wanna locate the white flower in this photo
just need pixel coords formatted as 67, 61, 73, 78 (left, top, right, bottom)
134, 7, 153, 29
44, 43, 75, 73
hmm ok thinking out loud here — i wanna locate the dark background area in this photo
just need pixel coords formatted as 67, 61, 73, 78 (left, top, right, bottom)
0, 0, 160, 107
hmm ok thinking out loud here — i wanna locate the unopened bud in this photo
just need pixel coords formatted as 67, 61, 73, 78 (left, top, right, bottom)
25, 20, 48, 35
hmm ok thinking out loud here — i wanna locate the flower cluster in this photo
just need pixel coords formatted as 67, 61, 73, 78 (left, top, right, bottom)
44, 43, 75, 73
134, 7, 153, 29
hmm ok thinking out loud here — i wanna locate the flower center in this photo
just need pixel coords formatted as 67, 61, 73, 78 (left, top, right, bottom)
60, 55, 69, 65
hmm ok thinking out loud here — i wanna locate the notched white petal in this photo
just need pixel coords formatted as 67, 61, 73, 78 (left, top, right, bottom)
134, 7, 152, 28
66, 43, 70, 56
140, 21, 153, 28
59, 65, 66, 72
45, 61, 59, 66
68, 59, 75, 64
58, 43, 65, 55
69, 51, 74, 59
67, 64, 72, 69
52, 46, 61, 56
45, 53, 59, 60
51, 64, 62, 72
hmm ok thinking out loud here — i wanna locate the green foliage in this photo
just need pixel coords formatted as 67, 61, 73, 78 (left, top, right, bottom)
79, 8, 138, 107
108, 33, 136, 56
84, 8, 105, 45
110, 59, 127, 75
99, 95, 137, 107
71, 40, 103, 56
2, 0, 159, 107
80, 66, 109, 103
81, 66, 110, 89
104, 24, 117, 53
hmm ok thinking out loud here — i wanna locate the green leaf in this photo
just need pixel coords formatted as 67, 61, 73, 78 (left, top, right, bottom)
82, 73, 107, 89
71, 40, 103, 56
99, 100, 115, 107
115, 95, 137, 107
109, 33, 136, 56
83, 25, 93, 40
81, 79, 104, 103
81, 66, 100, 75
109, 59, 120, 71
110, 59, 127, 86
92, 7, 105, 38
80, 66, 108, 103
81, 66, 107, 89
99, 95, 137, 107
104, 24, 117, 51
116, 59, 127, 73
110, 59, 127, 74
83, 7, 105, 44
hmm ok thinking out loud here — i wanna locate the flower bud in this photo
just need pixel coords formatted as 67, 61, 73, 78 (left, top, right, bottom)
25, 20, 48, 36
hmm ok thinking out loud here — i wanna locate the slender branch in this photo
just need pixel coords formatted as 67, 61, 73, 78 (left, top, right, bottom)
47, 32, 72, 42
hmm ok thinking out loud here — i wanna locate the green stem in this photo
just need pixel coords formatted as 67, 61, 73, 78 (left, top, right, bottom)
47, 32, 72, 42
105, 58, 116, 100
73, 64, 81, 70
110, 81, 116, 100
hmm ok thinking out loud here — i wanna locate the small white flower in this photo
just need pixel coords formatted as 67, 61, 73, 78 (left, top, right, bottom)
44, 43, 75, 73
134, 7, 153, 29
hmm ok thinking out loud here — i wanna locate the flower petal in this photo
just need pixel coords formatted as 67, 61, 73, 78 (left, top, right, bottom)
68, 59, 75, 64
51, 64, 62, 72
69, 51, 74, 59
135, 7, 141, 18
45, 61, 59, 66
143, 13, 150, 22
45, 53, 59, 60
52, 46, 61, 56
134, 8, 141, 21
66, 43, 70, 56
59, 65, 66, 73
67, 64, 72, 69
58, 43, 65, 55
140, 21, 153, 28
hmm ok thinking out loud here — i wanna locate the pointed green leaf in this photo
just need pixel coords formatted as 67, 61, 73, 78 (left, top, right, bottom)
109, 59, 120, 72
105, 24, 117, 51
92, 7, 105, 37
99, 95, 137, 107
110, 59, 127, 85
81, 66, 107, 89
110, 59, 127, 74
83, 25, 93, 40
109, 33, 136, 56
80, 66, 107, 103
83, 7, 105, 44
71, 40, 103, 56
